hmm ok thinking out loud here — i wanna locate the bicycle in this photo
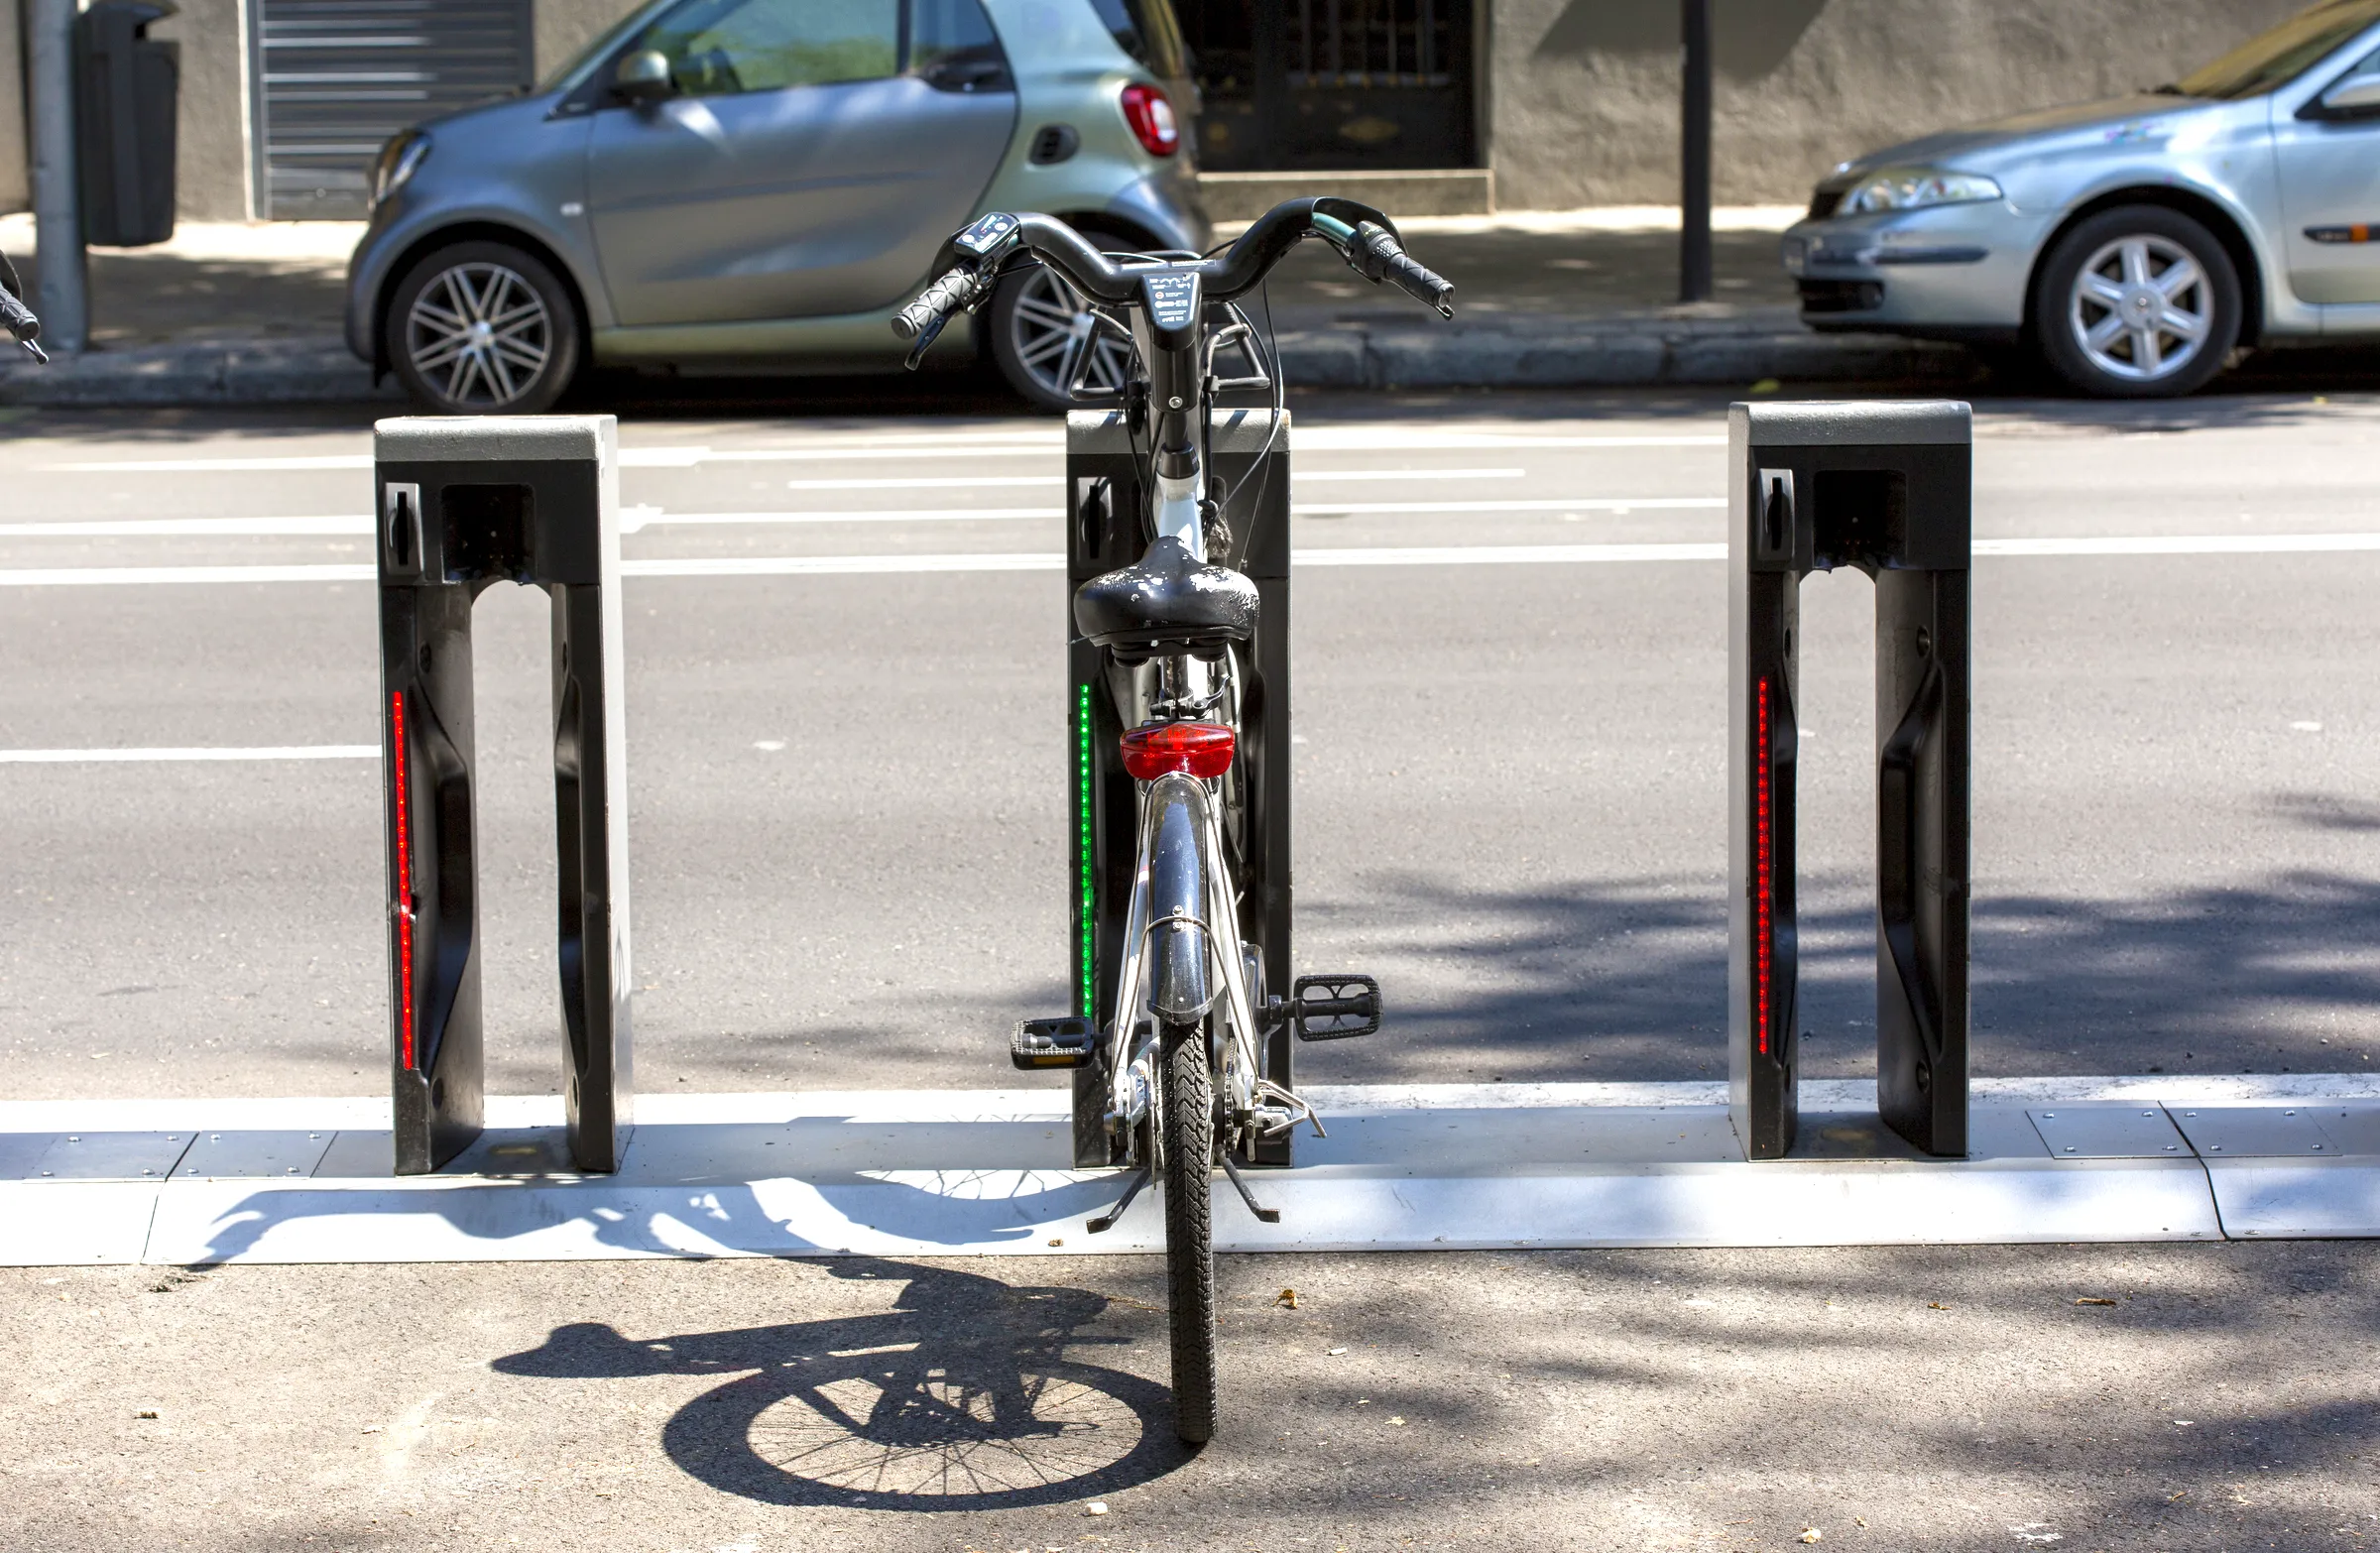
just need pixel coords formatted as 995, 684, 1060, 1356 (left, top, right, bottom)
1, 250, 48, 363
892, 198, 1454, 1444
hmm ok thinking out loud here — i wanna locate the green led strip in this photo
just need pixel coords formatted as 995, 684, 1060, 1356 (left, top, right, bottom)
1076, 681, 1096, 1019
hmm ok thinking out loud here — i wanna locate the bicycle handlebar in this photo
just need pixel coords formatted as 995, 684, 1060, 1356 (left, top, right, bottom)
891, 195, 1455, 368
0, 286, 46, 364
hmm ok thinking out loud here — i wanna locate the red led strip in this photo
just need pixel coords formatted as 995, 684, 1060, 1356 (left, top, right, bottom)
391, 689, 416, 1070
1754, 675, 1772, 1058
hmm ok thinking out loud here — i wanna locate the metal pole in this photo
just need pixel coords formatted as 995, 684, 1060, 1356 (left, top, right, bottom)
1679, 0, 1714, 304
27, 0, 86, 353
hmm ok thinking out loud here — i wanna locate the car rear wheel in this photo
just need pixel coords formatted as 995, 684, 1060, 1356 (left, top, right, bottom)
388, 241, 582, 415
988, 228, 1141, 413
2033, 206, 2240, 399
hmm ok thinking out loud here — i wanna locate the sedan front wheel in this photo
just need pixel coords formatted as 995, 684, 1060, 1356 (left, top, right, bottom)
388, 241, 582, 415
2033, 206, 2240, 399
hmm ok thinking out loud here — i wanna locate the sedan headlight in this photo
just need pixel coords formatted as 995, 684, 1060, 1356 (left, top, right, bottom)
1840, 167, 2001, 215
368, 131, 431, 215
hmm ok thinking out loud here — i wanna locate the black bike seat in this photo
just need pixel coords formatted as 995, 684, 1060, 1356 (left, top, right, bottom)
1073, 535, 1258, 661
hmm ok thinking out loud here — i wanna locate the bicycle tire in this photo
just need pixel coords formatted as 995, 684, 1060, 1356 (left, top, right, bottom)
1159, 1019, 1219, 1444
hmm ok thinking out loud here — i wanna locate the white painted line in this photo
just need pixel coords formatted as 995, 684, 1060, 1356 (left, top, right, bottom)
620, 506, 1054, 532
1295, 496, 1722, 516
0, 515, 371, 537
626, 551, 1064, 577
779, 466, 1529, 490
39, 432, 1723, 474
0, 745, 378, 764
18, 536, 2380, 586
0, 562, 377, 585
1976, 533, 2380, 556
1295, 542, 1726, 566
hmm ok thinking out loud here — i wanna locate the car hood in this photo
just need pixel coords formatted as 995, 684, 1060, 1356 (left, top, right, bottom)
1833, 92, 2211, 175
416, 87, 558, 143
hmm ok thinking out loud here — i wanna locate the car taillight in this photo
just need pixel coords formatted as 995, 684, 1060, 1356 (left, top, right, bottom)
1122, 722, 1233, 779
1120, 83, 1178, 158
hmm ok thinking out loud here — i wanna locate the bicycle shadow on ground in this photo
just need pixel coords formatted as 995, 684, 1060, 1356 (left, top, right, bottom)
492, 1255, 1190, 1510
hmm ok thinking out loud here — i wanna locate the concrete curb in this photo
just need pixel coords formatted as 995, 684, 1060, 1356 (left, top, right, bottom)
0, 319, 1981, 408
0, 336, 398, 407
1273, 315, 1981, 391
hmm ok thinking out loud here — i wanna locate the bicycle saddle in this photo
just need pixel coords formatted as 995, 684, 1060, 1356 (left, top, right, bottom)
1074, 535, 1258, 662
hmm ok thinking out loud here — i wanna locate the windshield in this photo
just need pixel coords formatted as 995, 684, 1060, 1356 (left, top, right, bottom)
2169, 0, 2380, 98
537, 1, 671, 92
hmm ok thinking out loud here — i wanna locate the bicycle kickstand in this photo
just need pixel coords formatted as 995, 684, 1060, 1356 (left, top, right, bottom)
1219, 1152, 1281, 1224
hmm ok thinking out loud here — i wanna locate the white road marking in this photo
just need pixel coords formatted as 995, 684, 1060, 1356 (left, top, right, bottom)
13, 534, 2380, 585
0, 516, 370, 537
780, 466, 1529, 490
0, 745, 378, 763
1294, 496, 1722, 516
39, 432, 1723, 473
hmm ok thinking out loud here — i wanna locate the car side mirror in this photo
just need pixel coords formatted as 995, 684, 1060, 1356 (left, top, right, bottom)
611, 50, 676, 105
2316, 72, 2380, 116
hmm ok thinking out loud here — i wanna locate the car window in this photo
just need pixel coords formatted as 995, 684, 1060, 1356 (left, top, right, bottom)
910, 0, 1011, 87
635, 0, 900, 97
1087, 0, 1188, 78
2171, 0, 2380, 99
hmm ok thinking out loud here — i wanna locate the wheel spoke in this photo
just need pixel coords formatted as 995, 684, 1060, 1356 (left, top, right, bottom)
1013, 296, 1082, 330
2084, 312, 2127, 350
2152, 255, 2203, 300
2121, 239, 2154, 287
1016, 327, 1076, 370
2131, 324, 2164, 374
2159, 304, 2208, 342
413, 336, 470, 371
2082, 275, 2128, 308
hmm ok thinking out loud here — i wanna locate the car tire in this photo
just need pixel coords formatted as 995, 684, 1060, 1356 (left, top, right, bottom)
2031, 205, 2240, 399
387, 241, 582, 415
987, 224, 1144, 413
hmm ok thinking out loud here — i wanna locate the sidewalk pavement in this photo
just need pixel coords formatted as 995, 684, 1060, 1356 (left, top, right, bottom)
0, 206, 1978, 408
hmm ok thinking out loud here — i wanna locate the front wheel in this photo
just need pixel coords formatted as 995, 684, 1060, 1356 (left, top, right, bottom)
388, 240, 582, 415
1159, 1020, 1218, 1444
2032, 205, 2240, 399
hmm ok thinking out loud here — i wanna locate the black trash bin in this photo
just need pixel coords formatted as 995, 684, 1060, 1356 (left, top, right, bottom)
76, 0, 179, 248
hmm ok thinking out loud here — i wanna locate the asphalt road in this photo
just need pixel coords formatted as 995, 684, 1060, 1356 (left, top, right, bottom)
9, 381, 2380, 1549
7, 386, 2380, 1099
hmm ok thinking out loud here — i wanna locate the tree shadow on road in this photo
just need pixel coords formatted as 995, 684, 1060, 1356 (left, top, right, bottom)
1302, 863, 2380, 1083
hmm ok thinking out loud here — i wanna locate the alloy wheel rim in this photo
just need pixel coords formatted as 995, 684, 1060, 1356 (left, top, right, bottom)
2068, 234, 2212, 383
407, 262, 553, 408
1009, 265, 1133, 401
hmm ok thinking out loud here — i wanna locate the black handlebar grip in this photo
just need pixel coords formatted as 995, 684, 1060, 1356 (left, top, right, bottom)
1345, 221, 1454, 319
892, 267, 980, 341
1383, 250, 1455, 318
0, 288, 45, 362
0, 287, 39, 342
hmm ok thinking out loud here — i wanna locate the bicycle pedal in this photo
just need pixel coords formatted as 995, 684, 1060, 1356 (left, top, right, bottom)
1012, 1015, 1098, 1070
1291, 974, 1381, 1041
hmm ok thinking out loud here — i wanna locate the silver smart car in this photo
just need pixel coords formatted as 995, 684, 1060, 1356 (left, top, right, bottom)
1783, 0, 2380, 397
346, 0, 1206, 413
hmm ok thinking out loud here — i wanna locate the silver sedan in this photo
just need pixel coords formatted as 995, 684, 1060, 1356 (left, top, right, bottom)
1784, 0, 2380, 396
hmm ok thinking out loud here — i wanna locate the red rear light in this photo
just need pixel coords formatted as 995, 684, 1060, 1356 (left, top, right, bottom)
1122, 722, 1234, 779
1120, 83, 1179, 158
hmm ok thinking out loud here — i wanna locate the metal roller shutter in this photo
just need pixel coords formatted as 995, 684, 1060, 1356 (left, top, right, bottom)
252, 0, 534, 219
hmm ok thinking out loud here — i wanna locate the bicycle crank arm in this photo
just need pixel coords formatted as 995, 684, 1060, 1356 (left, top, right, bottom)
1086, 1166, 1151, 1234
1219, 1152, 1281, 1225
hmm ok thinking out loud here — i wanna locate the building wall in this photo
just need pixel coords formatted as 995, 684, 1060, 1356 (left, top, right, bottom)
1491, 0, 2314, 208
0, 0, 26, 214
156, 0, 251, 220
536, 0, 646, 80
